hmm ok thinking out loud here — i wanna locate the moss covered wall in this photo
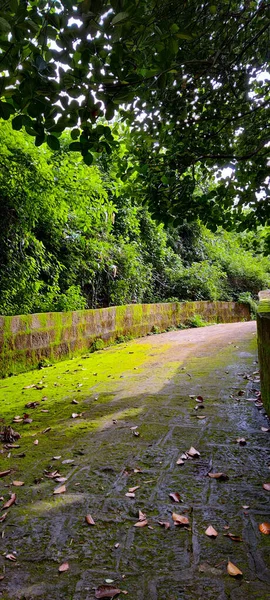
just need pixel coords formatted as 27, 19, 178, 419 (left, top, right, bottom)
257, 290, 270, 416
0, 301, 250, 377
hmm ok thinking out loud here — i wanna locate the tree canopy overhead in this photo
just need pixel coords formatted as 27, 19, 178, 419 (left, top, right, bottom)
0, 0, 269, 224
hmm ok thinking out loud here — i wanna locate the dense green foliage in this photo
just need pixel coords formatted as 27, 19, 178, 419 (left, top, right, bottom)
0, 1, 269, 226
0, 121, 269, 316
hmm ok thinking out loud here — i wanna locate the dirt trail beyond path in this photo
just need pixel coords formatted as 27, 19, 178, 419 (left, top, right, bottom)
1, 321, 270, 600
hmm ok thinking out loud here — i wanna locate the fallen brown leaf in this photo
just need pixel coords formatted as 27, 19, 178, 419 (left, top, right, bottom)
0, 470, 11, 478
134, 519, 148, 527
44, 471, 60, 479
0, 512, 7, 522
208, 472, 229, 481
55, 477, 67, 483
129, 486, 140, 493
12, 481, 24, 487
85, 514, 95, 525
235, 437, 246, 445
261, 427, 270, 432
172, 512, 189, 525
263, 483, 270, 491
133, 468, 142, 473
224, 532, 243, 542
138, 510, 146, 521
25, 401, 40, 409
4, 444, 20, 449
176, 458, 185, 465
125, 492, 135, 498
259, 522, 270, 535
158, 521, 170, 530
169, 492, 181, 503
3, 493, 16, 509
95, 584, 121, 598
227, 561, 243, 576
53, 484, 66, 495
205, 525, 218, 538
196, 395, 204, 403
197, 415, 206, 420
187, 447, 200, 458
58, 562, 69, 573
5, 554, 17, 561
114, 543, 120, 549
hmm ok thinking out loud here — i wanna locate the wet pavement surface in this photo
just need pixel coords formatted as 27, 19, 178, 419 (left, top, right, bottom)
0, 321, 270, 600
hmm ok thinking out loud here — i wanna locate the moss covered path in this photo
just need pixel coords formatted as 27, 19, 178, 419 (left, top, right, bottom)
1, 321, 270, 600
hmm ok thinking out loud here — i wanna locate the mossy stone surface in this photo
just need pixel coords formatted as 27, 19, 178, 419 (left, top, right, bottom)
1, 321, 269, 600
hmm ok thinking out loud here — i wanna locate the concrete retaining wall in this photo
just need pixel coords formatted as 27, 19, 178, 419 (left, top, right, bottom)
0, 301, 250, 377
257, 290, 270, 415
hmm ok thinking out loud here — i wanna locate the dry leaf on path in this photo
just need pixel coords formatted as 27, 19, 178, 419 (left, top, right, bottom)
169, 492, 181, 503
5, 554, 17, 561
187, 447, 200, 458
129, 486, 140, 493
33, 440, 39, 445
125, 492, 135, 498
196, 395, 204, 403
176, 458, 185, 465
95, 584, 121, 598
0, 470, 11, 478
259, 522, 270, 535
197, 415, 206, 420
0, 512, 7, 522
134, 519, 148, 527
158, 521, 170, 529
55, 477, 67, 483
235, 438, 246, 445
44, 471, 60, 479
85, 514, 95, 525
172, 512, 189, 525
3, 493, 16, 509
261, 427, 270, 432
227, 561, 243, 576
133, 468, 142, 473
58, 562, 69, 572
138, 510, 146, 521
12, 481, 24, 487
263, 483, 270, 491
224, 533, 243, 542
208, 472, 229, 481
205, 525, 218, 538
53, 484, 66, 495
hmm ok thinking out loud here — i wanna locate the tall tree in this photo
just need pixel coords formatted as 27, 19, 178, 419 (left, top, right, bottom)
0, 0, 269, 223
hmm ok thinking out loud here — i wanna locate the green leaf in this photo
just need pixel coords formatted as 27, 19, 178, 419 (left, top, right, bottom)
0, 101, 14, 120
12, 115, 23, 131
69, 141, 81, 151
47, 135, 60, 151
0, 18, 11, 33
71, 128, 80, 140
105, 104, 115, 121
83, 152, 93, 166
35, 133, 45, 146
111, 12, 129, 26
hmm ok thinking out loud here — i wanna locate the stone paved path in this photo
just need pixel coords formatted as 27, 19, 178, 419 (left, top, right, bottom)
1, 321, 270, 600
